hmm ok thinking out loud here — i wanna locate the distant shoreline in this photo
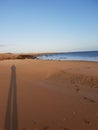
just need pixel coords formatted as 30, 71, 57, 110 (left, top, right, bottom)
0, 50, 98, 61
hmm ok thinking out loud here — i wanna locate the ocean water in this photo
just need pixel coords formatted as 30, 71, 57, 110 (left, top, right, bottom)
37, 51, 98, 62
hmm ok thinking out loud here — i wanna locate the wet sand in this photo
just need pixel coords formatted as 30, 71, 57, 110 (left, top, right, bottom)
0, 59, 98, 130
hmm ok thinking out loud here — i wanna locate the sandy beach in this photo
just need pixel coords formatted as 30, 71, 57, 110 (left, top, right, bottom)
0, 59, 98, 130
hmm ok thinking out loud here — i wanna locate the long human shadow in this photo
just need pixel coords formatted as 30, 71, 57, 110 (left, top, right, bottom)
4, 65, 18, 130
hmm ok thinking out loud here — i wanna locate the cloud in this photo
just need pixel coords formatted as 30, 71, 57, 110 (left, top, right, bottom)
0, 44, 5, 47
0, 44, 15, 47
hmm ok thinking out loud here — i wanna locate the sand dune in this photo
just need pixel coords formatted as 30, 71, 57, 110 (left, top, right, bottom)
0, 53, 37, 60
0, 59, 98, 130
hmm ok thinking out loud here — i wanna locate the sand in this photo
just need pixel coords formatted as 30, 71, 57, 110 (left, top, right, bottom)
0, 59, 98, 130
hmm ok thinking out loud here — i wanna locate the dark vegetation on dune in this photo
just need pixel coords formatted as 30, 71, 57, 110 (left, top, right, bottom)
16, 54, 36, 59
0, 54, 37, 60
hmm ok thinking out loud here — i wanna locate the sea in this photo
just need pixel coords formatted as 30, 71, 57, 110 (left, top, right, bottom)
37, 51, 98, 62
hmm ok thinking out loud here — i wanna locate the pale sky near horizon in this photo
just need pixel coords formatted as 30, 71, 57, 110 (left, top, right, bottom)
0, 0, 98, 53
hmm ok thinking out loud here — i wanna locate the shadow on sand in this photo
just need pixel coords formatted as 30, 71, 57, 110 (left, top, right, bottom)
4, 65, 18, 130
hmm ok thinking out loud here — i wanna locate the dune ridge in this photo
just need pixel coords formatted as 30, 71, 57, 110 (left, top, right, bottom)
0, 53, 37, 60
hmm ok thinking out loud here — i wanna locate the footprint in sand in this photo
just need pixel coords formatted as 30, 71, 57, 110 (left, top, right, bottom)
43, 126, 49, 130
74, 85, 80, 93
22, 128, 26, 130
76, 88, 80, 93
95, 86, 98, 89
83, 119, 91, 125
32, 120, 37, 125
82, 96, 96, 103
64, 128, 69, 130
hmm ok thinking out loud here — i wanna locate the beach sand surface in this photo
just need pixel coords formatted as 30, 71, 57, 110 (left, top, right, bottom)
0, 59, 98, 130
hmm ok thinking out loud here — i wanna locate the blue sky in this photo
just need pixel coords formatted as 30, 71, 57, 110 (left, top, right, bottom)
0, 0, 98, 53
